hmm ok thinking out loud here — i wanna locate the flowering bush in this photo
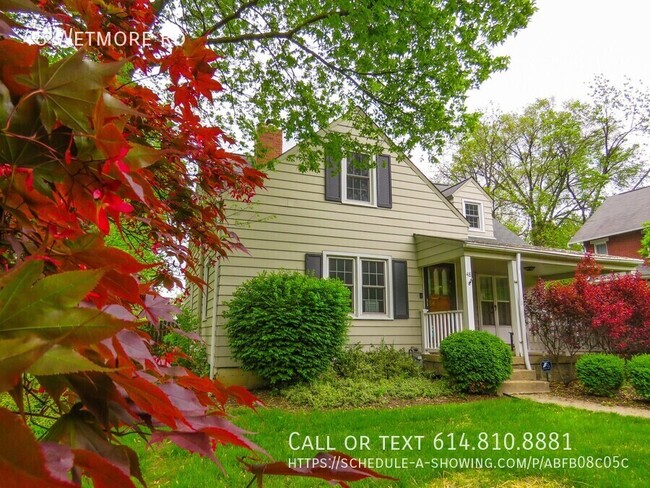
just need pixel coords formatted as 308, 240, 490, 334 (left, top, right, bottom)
526, 256, 650, 358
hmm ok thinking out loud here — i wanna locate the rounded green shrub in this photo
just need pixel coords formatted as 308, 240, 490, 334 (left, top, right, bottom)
224, 271, 351, 386
439, 330, 512, 394
627, 354, 650, 400
575, 354, 625, 397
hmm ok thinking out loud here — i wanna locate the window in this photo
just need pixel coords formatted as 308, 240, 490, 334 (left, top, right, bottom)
325, 152, 392, 208
343, 153, 375, 205
329, 257, 355, 310
325, 253, 392, 318
362, 260, 386, 313
592, 240, 608, 255
463, 201, 483, 230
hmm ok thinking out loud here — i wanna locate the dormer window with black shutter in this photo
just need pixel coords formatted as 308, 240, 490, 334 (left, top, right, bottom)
325, 152, 392, 208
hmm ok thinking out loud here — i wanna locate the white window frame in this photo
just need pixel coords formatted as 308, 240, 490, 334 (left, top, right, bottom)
341, 153, 377, 207
592, 239, 608, 255
462, 199, 484, 232
323, 251, 393, 320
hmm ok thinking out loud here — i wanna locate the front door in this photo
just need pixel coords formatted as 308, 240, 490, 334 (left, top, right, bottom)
478, 275, 512, 344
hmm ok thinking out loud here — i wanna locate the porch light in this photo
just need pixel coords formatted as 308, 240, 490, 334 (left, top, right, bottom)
523, 266, 535, 272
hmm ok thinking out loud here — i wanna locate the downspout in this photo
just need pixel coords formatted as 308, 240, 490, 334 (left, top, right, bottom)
209, 259, 220, 379
515, 253, 531, 370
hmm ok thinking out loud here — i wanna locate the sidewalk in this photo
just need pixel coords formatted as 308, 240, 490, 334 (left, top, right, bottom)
511, 393, 650, 419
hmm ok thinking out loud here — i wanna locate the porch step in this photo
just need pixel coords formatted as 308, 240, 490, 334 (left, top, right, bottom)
512, 356, 526, 369
499, 380, 550, 395
510, 369, 537, 381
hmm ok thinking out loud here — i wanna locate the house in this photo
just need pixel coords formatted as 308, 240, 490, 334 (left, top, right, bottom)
569, 186, 650, 279
189, 114, 642, 387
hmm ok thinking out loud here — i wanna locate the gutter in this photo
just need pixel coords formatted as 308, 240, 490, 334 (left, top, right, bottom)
209, 259, 220, 379
464, 241, 643, 267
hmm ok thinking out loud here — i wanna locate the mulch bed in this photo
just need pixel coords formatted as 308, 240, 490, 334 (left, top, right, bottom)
550, 381, 650, 411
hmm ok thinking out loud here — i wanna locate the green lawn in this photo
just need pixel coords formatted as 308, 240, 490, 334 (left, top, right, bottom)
130, 397, 650, 487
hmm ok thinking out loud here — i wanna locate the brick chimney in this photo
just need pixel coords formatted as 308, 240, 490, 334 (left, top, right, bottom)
255, 122, 282, 165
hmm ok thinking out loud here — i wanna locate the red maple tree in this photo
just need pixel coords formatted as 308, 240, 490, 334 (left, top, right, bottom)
527, 255, 650, 359
0, 1, 397, 485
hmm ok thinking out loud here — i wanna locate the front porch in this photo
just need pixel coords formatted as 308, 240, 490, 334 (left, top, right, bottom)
414, 234, 640, 364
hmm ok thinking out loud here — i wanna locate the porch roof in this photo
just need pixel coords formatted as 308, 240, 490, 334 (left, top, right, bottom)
414, 233, 643, 272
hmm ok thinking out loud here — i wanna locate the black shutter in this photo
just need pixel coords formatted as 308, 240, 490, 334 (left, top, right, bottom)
392, 259, 409, 319
376, 154, 392, 208
324, 152, 341, 202
305, 253, 323, 278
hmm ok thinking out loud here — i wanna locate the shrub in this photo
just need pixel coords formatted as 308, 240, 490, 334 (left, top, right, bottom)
627, 354, 650, 400
224, 271, 351, 386
333, 342, 422, 380
439, 330, 512, 394
281, 377, 451, 408
575, 354, 625, 396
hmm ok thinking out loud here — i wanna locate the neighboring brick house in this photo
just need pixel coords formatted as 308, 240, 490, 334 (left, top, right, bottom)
569, 186, 650, 279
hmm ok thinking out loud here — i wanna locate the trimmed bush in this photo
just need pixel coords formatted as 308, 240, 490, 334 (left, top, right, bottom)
439, 330, 512, 394
575, 354, 625, 397
333, 342, 422, 380
224, 271, 351, 386
627, 354, 650, 400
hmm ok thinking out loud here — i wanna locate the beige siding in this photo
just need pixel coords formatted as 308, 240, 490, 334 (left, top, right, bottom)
202, 120, 469, 369
449, 180, 495, 239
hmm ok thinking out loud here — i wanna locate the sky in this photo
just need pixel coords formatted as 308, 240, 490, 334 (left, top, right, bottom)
466, 0, 650, 111
418, 0, 650, 173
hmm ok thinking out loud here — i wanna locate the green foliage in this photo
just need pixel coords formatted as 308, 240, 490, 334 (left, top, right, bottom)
627, 354, 650, 400
439, 330, 512, 394
641, 223, 650, 259
446, 79, 650, 247
224, 271, 351, 386
575, 354, 625, 397
281, 377, 450, 408
105, 227, 158, 282
165, 0, 535, 170
278, 342, 446, 407
151, 308, 209, 377
333, 342, 422, 381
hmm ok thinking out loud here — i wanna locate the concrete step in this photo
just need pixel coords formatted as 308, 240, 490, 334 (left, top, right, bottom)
510, 369, 537, 381
512, 357, 526, 368
499, 380, 550, 395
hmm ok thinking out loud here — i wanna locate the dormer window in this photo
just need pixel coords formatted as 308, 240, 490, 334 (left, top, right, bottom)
463, 201, 483, 231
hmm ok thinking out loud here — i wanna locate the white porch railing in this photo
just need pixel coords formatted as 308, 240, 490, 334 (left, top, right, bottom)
422, 310, 464, 350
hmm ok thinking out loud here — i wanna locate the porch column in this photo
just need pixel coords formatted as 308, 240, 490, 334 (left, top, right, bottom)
507, 260, 523, 357
460, 256, 476, 330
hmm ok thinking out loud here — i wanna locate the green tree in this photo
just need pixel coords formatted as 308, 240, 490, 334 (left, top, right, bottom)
156, 0, 536, 170
445, 79, 650, 247
641, 223, 650, 259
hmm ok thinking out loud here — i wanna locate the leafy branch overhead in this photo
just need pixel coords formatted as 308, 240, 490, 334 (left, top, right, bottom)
0, 0, 424, 485
158, 0, 536, 169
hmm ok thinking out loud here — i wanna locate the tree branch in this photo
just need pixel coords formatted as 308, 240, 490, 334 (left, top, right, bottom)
207, 10, 348, 45
203, 0, 260, 37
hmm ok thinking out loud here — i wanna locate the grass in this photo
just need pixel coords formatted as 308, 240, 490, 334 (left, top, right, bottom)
129, 397, 650, 487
